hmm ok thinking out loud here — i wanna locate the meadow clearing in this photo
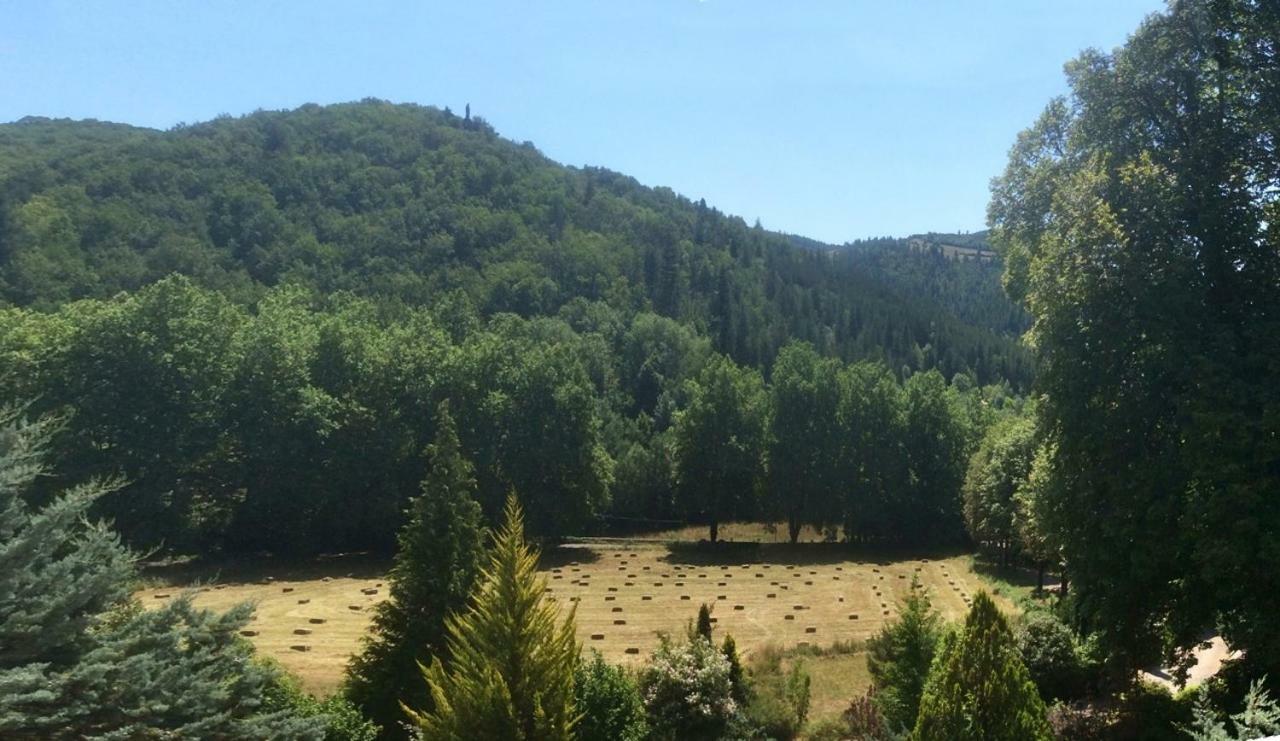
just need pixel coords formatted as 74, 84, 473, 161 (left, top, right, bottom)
138, 528, 1002, 712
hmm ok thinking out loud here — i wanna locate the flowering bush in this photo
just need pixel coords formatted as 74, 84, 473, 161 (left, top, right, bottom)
637, 635, 739, 740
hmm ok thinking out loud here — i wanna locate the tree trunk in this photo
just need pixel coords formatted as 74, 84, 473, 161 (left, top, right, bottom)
710, 520, 719, 543
1060, 568, 1069, 598
788, 518, 801, 544
1037, 562, 1046, 593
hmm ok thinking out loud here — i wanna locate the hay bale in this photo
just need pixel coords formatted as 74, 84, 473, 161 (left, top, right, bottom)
793, 605, 805, 611
154, 593, 170, 599
848, 614, 858, 620
605, 596, 616, 602
290, 645, 310, 652
784, 614, 795, 621
805, 627, 817, 634
625, 647, 640, 655
607, 587, 618, 592
804, 581, 814, 586
717, 595, 727, 600
293, 628, 312, 635
297, 598, 310, 604
240, 630, 259, 637
282, 587, 294, 593
591, 634, 605, 640
642, 595, 653, 601
717, 582, 727, 587
733, 605, 744, 611
308, 618, 326, 624
767, 593, 777, 598
680, 595, 691, 600
614, 619, 626, 625
348, 605, 362, 611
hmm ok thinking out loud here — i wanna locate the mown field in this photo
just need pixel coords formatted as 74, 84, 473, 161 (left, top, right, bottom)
138, 528, 1000, 718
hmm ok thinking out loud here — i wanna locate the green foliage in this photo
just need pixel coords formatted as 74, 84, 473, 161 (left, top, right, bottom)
1015, 610, 1087, 703
865, 577, 943, 731
722, 633, 748, 706
1114, 681, 1197, 741
694, 602, 714, 643
405, 495, 579, 741
743, 647, 811, 740
807, 688, 896, 741
345, 403, 486, 738
572, 651, 648, 741
637, 633, 739, 741
1185, 678, 1280, 741
962, 413, 1036, 560
989, 0, 1280, 671
914, 592, 1052, 740
673, 354, 768, 542
0, 406, 325, 738
264, 663, 380, 741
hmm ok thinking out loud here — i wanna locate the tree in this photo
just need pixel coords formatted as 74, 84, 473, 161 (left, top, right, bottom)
573, 651, 648, 741
865, 576, 943, 731
766, 341, 843, 543
901, 370, 970, 543
961, 413, 1036, 566
1013, 444, 1065, 594
405, 495, 579, 741
1185, 678, 1280, 741
0, 406, 324, 738
345, 403, 486, 738
673, 354, 767, 542
914, 592, 1051, 740
989, 0, 1280, 673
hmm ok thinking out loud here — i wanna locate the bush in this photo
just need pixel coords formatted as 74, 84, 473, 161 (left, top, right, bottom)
263, 663, 379, 741
806, 688, 898, 741
1113, 680, 1196, 741
743, 647, 811, 739
1045, 701, 1110, 741
1016, 610, 1087, 702
638, 635, 739, 741
574, 651, 648, 741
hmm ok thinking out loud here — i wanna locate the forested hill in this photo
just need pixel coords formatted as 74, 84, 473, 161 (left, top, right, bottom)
0, 100, 1030, 386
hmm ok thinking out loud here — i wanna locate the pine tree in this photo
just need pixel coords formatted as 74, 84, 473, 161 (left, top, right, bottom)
913, 592, 1051, 740
865, 576, 943, 731
345, 402, 486, 738
405, 494, 579, 740
0, 406, 324, 739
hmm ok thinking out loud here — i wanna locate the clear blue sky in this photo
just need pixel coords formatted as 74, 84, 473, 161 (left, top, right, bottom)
0, 1, 1164, 242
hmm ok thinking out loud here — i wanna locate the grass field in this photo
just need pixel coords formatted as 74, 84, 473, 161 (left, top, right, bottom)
138, 528, 999, 706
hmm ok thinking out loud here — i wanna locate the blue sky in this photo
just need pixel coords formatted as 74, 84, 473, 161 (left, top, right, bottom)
0, 1, 1163, 242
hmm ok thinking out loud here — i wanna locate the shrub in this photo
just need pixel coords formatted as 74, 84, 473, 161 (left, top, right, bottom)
637, 634, 738, 741
264, 665, 379, 741
1045, 701, 1110, 741
1113, 680, 1196, 741
1184, 677, 1280, 741
743, 648, 811, 739
1016, 610, 1086, 702
573, 651, 648, 741
806, 687, 897, 741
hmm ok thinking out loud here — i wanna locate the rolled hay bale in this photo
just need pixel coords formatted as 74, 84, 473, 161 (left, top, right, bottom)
625, 647, 640, 655
240, 630, 259, 637
308, 617, 326, 624
290, 645, 310, 652
591, 634, 604, 640
293, 628, 312, 635
805, 627, 817, 634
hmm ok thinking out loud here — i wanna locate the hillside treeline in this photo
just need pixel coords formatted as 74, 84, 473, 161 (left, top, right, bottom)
0, 277, 1017, 554
0, 102, 1031, 387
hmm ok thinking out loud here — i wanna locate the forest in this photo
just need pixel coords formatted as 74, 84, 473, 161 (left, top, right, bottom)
3, 0, 1279, 739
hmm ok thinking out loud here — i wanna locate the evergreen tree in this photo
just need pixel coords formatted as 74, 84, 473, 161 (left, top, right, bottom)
0, 406, 324, 739
345, 403, 486, 738
913, 592, 1051, 740
405, 495, 579, 740
865, 576, 943, 731
573, 651, 648, 741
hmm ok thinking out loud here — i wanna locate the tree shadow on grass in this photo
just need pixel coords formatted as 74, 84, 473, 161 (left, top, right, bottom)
970, 556, 1060, 591
661, 540, 974, 568
140, 551, 391, 588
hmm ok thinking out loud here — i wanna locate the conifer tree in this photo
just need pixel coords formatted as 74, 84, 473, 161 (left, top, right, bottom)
913, 592, 1051, 740
405, 495, 579, 740
865, 576, 943, 731
0, 406, 324, 739
346, 402, 486, 738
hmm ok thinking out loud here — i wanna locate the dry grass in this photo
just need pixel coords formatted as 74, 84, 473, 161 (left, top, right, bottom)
138, 541, 999, 697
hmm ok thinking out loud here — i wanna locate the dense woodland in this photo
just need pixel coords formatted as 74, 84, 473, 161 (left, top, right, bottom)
2, 0, 1279, 738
